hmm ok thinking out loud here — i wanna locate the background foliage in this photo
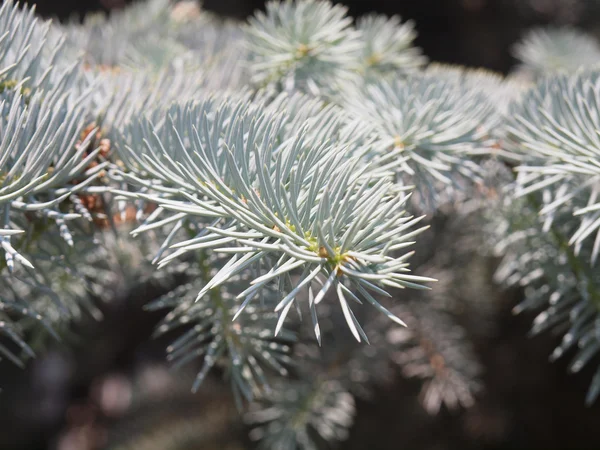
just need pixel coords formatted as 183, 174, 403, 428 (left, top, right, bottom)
4, 1, 600, 450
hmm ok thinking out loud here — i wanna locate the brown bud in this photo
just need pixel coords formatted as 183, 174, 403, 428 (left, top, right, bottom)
81, 123, 97, 142
99, 138, 111, 157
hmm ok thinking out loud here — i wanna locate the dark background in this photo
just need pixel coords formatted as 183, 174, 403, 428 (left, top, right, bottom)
27, 0, 600, 73
4, 1, 600, 449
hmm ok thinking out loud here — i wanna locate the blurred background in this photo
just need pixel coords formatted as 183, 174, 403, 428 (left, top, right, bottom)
24, 0, 600, 72
3, 0, 600, 449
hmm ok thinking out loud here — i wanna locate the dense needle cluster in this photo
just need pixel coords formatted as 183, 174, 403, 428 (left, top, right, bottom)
4, 0, 600, 448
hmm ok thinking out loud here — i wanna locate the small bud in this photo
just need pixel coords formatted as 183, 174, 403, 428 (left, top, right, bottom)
99, 139, 111, 157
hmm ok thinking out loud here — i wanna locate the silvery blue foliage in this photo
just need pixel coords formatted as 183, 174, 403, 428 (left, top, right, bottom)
90, 63, 210, 133
339, 73, 498, 211
245, 0, 362, 91
147, 261, 296, 408
495, 60, 600, 406
491, 194, 600, 405
355, 14, 426, 77
61, 0, 175, 68
513, 27, 600, 79
244, 0, 425, 96
0, 88, 104, 262
425, 64, 520, 118
247, 379, 355, 450
6, 0, 600, 448
0, 2, 108, 364
505, 71, 600, 263
113, 94, 434, 344
0, 0, 61, 88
